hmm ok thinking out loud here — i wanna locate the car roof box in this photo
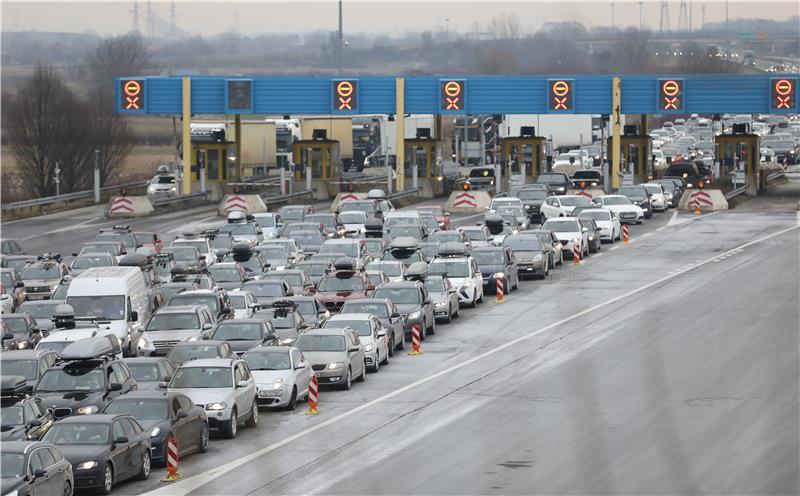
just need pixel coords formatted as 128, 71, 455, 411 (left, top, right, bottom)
389, 236, 419, 251
404, 261, 428, 281
232, 242, 254, 255
118, 253, 151, 268
60, 334, 122, 361
437, 242, 469, 258
484, 214, 505, 235
0, 375, 27, 396
366, 189, 387, 200
333, 257, 357, 271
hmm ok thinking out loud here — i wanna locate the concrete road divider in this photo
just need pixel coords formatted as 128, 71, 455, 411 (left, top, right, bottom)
217, 194, 268, 216
105, 196, 154, 218
567, 189, 605, 200
331, 192, 367, 211
678, 189, 728, 212
445, 190, 491, 213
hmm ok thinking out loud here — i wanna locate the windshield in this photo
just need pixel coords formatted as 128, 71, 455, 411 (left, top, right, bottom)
429, 260, 470, 278
537, 174, 566, 184
43, 423, 109, 445
21, 265, 60, 279
258, 247, 289, 259
319, 242, 358, 258
325, 319, 372, 336
294, 334, 346, 352
35, 341, 71, 353
471, 250, 505, 265
213, 322, 263, 340
105, 398, 168, 420
171, 366, 232, 388
308, 216, 336, 229
0, 271, 12, 288
518, 190, 547, 200
126, 364, 160, 382
424, 278, 446, 293
386, 226, 422, 238
278, 208, 305, 222
339, 212, 367, 224
297, 263, 330, 277
1, 453, 26, 478
460, 229, 487, 241
96, 233, 135, 249
503, 236, 541, 253
212, 237, 233, 249
66, 295, 125, 320
644, 185, 662, 195
0, 359, 38, 381
366, 262, 401, 277
430, 232, 462, 244
164, 247, 199, 262
294, 233, 324, 246
263, 273, 303, 288
2, 317, 28, 334
603, 197, 631, 206
560, 197, 593, 207
170, 295, 218, 313
252, 215, 276, 227
243, 282, 285, 297
168, 346, 222, 364
372, 287, 420, 304
153, 176, 176, 185
340, 202, 375, 214
72, 255, 112, 270
220, 224, 258, 236
0, 406, 24, 426
618, 187, 646, 199
173, 240, 208, 254
579, 211, 612, 221
258, 311, 297, 330
244, 351, 291, 370
363, 240, 385, 254
342, 302, 389, 317
317, 276, 365, 292
209, 267, 242, 282
146, 313, 200, 331
293, 300, 317, 318
543, 220, 580, 232
36, 367, 105, 392
228, 294, 249, 309
384, 216, 421, 228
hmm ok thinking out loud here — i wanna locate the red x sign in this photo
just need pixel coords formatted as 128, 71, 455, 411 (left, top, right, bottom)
663, 97, 678, 110
776, 96, 791, 109
446, 96, 460, 110
338, 96, 352, 110
126, 96, 140, 109
554, 97, 568, 110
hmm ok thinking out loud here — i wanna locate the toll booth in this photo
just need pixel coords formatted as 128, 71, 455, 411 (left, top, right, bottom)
608, 125, 651, 184
715, 123, 760, 194
291, 130, 341, 200
191, 123, 235, 183
501, 127, 546, 188
405, 129, 442, 180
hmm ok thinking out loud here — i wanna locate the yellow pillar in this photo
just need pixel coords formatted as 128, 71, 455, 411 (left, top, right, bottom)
611, 76, 622, 189
234, 114, 242, 181
181, 77, 192, 195
395, 77, 405, 192
640, 114, 649, 178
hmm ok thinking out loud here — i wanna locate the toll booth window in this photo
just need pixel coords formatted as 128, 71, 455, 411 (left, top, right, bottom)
227, 80, 252, 112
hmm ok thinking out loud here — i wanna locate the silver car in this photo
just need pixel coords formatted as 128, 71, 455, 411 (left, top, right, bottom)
135, 305, 215, 356
293, 327, 366, 390
323, 314, 389, 373
166, 357, 258, 439
243, 346, 312, 410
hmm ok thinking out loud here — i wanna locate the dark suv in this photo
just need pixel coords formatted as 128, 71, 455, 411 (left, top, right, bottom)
535, 172, 571, 195
371, 280, 435, 339
616, 185, 653, 219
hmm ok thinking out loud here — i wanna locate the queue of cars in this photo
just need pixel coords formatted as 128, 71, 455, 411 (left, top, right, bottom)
0, 183, 677, 495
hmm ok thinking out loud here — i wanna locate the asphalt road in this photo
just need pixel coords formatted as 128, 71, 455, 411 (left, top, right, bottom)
3, 185, 798, 495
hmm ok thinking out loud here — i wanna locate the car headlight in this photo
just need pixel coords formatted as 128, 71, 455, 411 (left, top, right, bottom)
76, 405, 99, 415
268, 232, 278, 238
17, 341, 27, 349
408, 311, 420, 320
558, 186, 565, 191
280, 338, 294, 345
170, 187, 177, 192
138, 337, 149, 349
493, 272, 504, 279
187, 335, 199, 342
76, 461, 99, 470
364, 344, 373, 352
275, 266, 286, 271
50, 284, 59, 291
328, 362, 345, 370
148, 186, 156, 193
150, 426, 161, 438
272, 378, 285, 390
206, 402, 227, 411
533, 253, 543, 261
434, 300, 448, 308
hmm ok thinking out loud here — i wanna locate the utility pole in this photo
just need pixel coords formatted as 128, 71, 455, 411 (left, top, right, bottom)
94, 150, 101, 204
725, 0, 729, 36
132, 0, 140, 34
678, 0, 688, 32
170, 1, 176, 38
610, 3, 615, 34
338, 0, 344, 74
638, 1, 644, 30
659, 0, 670, 34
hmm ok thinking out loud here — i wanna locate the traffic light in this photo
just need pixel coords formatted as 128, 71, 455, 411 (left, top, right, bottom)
120, 79, 145, 112
333, 80, 358, 113
441, 80, 465, 112
548, 79, 573, 111
226, 79, 253, 113
659, 79, 683, 111
771, 78, 796, 111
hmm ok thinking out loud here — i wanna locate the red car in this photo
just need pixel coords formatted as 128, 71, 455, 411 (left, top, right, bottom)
417, 206, 451, 230
314, 259, 374, 314
135, 231, 163, 252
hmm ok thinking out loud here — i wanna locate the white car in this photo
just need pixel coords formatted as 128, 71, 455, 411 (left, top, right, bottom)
577, 209, 621, 243
0, 293, 14, 314
365, 261, 406, 283
488, 197, 524, 212
540, 195, 595, 219
227, 290, 258, 319
427, 244, 484, 307
594, 195, 644, 225
643, 183, 668, 212
338, 211, 368, 238
243, 345, 311, 410
323, 314, 389, 373
542, 217, 590, 258
36, 326, 123, 358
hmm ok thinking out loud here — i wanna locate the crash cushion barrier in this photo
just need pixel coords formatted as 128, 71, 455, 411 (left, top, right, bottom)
331, 192, 367, 211
444, 190, 492, 214
566, 189, 605, 200
677, 189, 728, 212
217, 194, 268, 216
105, 196, 154, 218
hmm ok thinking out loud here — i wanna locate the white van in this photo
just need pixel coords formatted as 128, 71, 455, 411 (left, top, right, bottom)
65, 267, 150, 355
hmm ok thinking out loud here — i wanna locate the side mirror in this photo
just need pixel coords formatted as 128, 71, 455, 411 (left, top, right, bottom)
29, 419, 42, 427
201, 335, 211, 340
176, 410, 188, 419
158, 381, 168, 389
390, 312, 401, 319
295, 361, 307, 370
31, 327, 40, 334
114, 436, 129, 445
262, 265, 271, 271
202, 323, 213, 330
71, 252, 79, 257
349, 346, 360, 353
162, 376, 171, 382
221, 307, 232, 314
2, 332, 15, 341
581, 227, 589, 233
237, 380, 249, 388
377, 330, 387, 337
109, 382, 123, 391
129, 311, 138, 322
198, 256, 205, 262
32, 468, 47, 479
14, 281, 24, 288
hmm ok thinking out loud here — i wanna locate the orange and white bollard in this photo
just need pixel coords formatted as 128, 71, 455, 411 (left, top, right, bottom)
306, 375, 319, 415
495, 274, 505, 304
622, 224, 629, 245
573, 243, 581, 264
161, 437, 181, 482
408, 324, 422, 355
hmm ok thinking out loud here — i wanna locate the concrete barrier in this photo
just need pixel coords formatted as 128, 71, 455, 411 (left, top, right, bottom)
331, 192, 367, 211
567, 189, 605, 200
445, 190, 492, 214
105, 196, 154, 218
217, 194, 268, 216
678, 189, 728, 212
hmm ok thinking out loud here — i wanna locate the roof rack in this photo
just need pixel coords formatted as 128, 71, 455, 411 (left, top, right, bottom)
59, 334, 122, 362
0, 375, 28, 396
200, 228, 219, 240
36, 253, 62, 262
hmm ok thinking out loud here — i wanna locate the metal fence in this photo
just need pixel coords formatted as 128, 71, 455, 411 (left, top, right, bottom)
0, 180, 148, 211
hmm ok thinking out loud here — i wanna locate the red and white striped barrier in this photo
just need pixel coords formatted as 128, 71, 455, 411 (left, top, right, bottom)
306, 375, 319, 415
495, 274, 505, 304
573, 242, 581, 264
331, 192, 367, 211
677, 189, 728, 212
161, 437, 181, 482
217, 194, 267, 216
408, 324, 422, 355
445, 191, 491, 213
105, 196, 154, 218
622, 223, 629, 244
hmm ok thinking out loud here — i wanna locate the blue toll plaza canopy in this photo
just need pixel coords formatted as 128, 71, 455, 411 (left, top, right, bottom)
116, 74, 798, 116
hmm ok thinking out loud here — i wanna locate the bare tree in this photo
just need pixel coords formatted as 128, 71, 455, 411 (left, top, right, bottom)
6, 65, 94, 197
614, 28, 653, 72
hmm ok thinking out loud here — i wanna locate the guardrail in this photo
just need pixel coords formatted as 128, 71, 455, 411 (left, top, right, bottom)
262, 189, 314, 206
725, 171, 785, 200
387, 188, 421, 200
151, 191, 211, 207
1, 180, 148, 211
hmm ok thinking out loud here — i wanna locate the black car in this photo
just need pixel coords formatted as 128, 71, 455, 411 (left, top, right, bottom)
221, 243, 271, 276
371, 280, 435, 339
1, 313, 43, 351
0, 376, 55, 441
616, 185, 653, 219
103, 391, 208, 466
535, 172, 571, 195
570, 170, 604, 189
1, 441, 74, 496
665, 162, 706, 189
0, 349, 60, 393
581, 218, 603, 253
41, 414, 151, 494
34, 336, 137, 418
165, 341, 235, 366
470, 246, 520, 292
121, 357, 176, 391
525, 229, 561, 268
516, 188, 551, 223
207, 319, 278, 355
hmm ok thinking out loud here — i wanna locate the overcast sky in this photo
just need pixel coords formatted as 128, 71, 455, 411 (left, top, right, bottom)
2, 0, 796, 36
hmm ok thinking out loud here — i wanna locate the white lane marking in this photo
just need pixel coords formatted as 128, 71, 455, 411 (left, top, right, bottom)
21, 217, 105, 240
609, 246, 619, 251
641, 232, 653, 237
666, 210, 679, 226
666, 210, 721, 228
141, 222, 800, 496
656, 226, 667, 231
